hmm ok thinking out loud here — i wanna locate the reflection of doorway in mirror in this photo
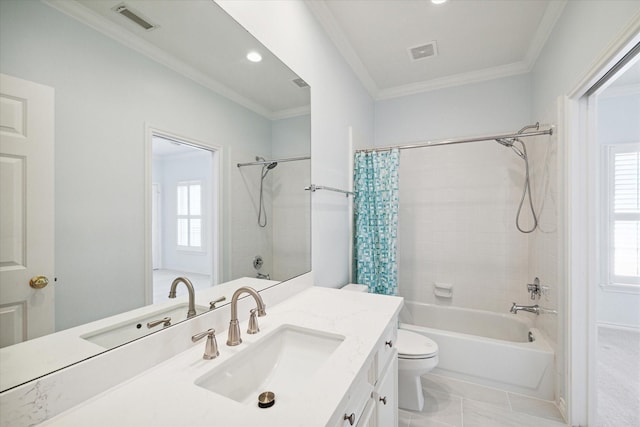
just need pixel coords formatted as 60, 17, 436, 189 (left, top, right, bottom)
152, 183, 161, 270
151, 134, 217, 303
0, 74, 55, 347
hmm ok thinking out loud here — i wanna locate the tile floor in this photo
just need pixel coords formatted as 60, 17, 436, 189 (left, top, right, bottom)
596, 326, 640, 427
399, 373, 567, 427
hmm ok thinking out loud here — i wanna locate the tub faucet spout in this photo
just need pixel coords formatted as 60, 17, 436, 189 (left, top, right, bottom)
168, 277, 197, 318
510, 302, 540, 315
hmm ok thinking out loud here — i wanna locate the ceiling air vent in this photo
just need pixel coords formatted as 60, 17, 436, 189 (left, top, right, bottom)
112, 3, 158, 31
292, 78, 309, 88
409, 41, 438, 61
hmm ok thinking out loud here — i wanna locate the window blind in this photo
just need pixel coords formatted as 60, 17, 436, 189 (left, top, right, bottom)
612, 148, 640, 281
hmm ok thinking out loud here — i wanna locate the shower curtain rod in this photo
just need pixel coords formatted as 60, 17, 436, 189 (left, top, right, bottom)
237, 155, 310, 167
304, 184, 354, 197
355, 125, 553, 154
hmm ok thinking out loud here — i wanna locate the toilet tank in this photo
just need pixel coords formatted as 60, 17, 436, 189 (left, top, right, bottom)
341, 284, 368, 292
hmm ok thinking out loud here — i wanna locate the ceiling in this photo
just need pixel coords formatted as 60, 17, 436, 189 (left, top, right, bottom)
49, 0, 310, 119
307, 0, 567, 100
49, 0, 635, 109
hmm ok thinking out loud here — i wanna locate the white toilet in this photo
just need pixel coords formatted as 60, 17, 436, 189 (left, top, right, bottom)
340, 284, 439, 412
395, 329, 439, 411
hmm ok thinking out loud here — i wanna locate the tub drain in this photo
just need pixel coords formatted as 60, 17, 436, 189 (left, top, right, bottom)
258, 391, 275, 408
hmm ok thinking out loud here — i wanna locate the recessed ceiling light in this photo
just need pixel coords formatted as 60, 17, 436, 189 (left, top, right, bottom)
431, 0, 447, 4
246, 51, 262, 63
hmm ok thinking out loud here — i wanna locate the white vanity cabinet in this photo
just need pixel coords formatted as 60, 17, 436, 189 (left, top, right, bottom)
335, 320, 398, 427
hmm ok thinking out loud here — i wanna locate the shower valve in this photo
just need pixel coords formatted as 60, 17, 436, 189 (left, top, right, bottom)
527, 277, 541, 300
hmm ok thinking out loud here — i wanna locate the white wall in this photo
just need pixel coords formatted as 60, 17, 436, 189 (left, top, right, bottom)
217, 0, 375, 288
596, 90, 640, 328
532, 1, 640, 120
0, 0, 273, 330
530, 0, 640, 413
375, 74, 532, 145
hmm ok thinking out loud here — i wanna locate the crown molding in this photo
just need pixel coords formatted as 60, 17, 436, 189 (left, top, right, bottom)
269, 105, 311, 121
523, 0, 568, 70
304, 0, 379, 98
376, 61, 530, 100
43, 0, 274, 119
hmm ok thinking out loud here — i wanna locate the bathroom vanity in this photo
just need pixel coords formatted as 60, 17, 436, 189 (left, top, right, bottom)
1, 280, 401, 427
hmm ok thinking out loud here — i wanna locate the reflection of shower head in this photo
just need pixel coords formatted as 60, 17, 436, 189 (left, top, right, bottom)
261, 161, 277, 180
255, 156, 277, 171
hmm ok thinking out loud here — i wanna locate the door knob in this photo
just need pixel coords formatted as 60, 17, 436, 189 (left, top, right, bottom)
29, 276, 49, 289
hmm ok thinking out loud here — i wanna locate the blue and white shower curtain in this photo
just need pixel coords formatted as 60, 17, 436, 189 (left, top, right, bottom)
354, 149, 400, 296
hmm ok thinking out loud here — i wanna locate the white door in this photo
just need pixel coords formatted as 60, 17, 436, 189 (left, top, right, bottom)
0, 74, 55, 348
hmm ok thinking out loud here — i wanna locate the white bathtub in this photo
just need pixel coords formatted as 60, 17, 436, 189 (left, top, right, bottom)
399, 301, 555, 400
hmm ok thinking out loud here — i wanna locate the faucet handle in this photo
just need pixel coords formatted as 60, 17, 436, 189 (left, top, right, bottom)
209, 296, 226, 310
527, 277, 541, 300
191, 329, 220, 360
247, 309, 260, 334
147, 317, 171, 328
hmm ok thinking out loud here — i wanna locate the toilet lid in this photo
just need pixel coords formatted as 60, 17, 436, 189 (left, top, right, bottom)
396, 329, 438, 359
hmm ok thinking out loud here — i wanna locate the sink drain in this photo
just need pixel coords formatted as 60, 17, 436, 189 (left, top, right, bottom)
258, 391, 275, 408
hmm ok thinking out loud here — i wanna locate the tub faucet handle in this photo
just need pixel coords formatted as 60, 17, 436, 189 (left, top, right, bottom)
527, 277, 541, 300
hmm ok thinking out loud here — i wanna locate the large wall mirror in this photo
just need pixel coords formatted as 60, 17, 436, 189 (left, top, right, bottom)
0, 0, 310, 392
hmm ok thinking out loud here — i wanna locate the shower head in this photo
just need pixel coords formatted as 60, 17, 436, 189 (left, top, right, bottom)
266, 162, 278, 170
495, 138, 514, 148
495, 138, 526, 159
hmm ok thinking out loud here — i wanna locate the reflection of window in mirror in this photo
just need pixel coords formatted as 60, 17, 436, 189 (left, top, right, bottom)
151, 135, 217, 304
177, 181, 202, 249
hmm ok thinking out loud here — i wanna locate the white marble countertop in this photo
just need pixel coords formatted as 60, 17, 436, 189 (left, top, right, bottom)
0, 277, 278, 392
39, 287, 403, 427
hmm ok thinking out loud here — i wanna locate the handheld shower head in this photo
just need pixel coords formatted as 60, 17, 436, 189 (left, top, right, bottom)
266, 162, 278, 170
495, 138, 526, 159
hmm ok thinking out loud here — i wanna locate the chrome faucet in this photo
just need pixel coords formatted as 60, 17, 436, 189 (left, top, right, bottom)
168, 277, 197, 318
510, 302, 540, 315
227, 286, 266, 346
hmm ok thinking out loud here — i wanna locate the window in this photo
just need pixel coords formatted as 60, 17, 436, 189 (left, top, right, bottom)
177, 181, 202, 249
605, 143, 640, 288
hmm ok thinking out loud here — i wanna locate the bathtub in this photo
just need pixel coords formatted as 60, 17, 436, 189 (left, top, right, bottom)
399, 301, 555, 400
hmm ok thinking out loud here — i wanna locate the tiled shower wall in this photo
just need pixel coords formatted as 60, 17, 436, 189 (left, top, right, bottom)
527, 130, 560, 345
397, 140, 535, 314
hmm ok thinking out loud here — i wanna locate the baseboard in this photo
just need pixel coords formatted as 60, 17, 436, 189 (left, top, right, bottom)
597, 321, 640, 332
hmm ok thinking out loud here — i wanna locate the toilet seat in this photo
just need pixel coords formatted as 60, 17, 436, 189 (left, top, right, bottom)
397, 329, 438, 360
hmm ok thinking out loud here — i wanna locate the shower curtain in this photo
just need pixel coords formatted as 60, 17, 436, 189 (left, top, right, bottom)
354, 149, 400, 296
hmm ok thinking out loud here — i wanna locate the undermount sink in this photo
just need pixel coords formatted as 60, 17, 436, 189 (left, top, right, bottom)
195, 325, 345, 406
81, 303, 208, 349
